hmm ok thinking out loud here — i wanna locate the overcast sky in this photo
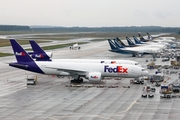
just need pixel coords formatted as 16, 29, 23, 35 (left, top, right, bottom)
0, 0, 180, 27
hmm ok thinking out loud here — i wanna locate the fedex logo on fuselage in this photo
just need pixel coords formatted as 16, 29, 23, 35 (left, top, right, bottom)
104, 65, 128, 73
15, 52, 26, 56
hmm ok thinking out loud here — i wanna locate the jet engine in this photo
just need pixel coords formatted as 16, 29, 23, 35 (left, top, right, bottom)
138, 53, 144, 57
86, 72, 102, 82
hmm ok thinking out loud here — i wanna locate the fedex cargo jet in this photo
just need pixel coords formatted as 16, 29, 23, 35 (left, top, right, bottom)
9, 39, 148, 83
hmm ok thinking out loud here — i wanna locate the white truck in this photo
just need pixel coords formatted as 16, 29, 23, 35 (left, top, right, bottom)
133, 77, 144, 84
26, 75, 37, 85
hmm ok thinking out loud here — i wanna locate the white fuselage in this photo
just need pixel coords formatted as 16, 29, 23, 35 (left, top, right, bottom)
151, 41, 170, 46
35, 61, 148, 78
50, 59, 140, 66
137, 42, 167, 49
153, 38, 175, 44
122, 46, 161, 54
71, 43, 79, 49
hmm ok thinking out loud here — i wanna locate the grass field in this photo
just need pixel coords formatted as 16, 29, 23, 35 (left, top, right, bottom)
0, 39, 50, 47
0, 52, 13, 57
25, 42, 89, 51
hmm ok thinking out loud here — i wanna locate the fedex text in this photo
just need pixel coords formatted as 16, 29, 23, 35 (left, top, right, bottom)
104, 65, 128, 73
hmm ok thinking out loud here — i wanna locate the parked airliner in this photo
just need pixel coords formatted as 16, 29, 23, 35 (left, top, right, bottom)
127, 36, 167, 49
9, 39, 148, 83
138, 32, 175, 44
108, 39, 161, 57
70, 43, 80, 50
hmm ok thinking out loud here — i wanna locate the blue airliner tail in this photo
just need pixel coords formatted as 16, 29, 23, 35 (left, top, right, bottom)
113, 39, 125, 48
115, 37, 126, 47
108, 39, 119, 50
107, 39, 132, 55
138, 33, 147, 42
147, 32, 153, 40
126, 37, 136, 46
133, 36, 143, 44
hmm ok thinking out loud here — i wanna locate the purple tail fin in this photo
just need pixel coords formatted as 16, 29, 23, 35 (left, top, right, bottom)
10, 39, 34, 62
9, 39, 44, 74
29, 40, 45, 53
29, 40, 51, 61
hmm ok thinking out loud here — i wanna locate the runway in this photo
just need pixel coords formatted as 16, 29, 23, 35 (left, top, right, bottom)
0, 39, 180, 120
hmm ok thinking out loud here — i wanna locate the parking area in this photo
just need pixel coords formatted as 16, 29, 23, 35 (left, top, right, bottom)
1, 40, 180, 119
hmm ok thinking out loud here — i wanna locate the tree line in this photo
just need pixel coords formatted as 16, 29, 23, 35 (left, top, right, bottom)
0, 25, 30, 31
31, 26, 180, 33
1, 25, 180, 33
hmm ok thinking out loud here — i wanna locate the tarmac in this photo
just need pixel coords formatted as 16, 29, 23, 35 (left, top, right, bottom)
0, 39, 180, 120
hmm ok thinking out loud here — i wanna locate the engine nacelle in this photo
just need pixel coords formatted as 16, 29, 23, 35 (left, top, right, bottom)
138, 53, 144, 57
30, 52, 53, 59
86, 72, 102, 82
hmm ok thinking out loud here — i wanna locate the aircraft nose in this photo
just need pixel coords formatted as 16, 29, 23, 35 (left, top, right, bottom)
138, 64, 142, 67
140, 68, 149, 76
143, 71, 149, 76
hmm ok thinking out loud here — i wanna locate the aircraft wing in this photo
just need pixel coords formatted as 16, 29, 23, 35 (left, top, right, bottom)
45, 66, 87, 75
123, 49, 139, 54
124, 48, 144, 54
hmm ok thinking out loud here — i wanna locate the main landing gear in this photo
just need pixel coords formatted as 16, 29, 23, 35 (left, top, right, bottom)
70, 75, 83, 84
